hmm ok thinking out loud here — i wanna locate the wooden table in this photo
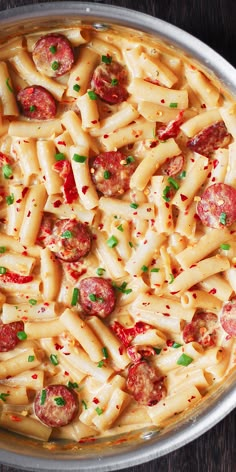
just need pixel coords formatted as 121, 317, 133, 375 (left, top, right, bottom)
0, 1, 235, 471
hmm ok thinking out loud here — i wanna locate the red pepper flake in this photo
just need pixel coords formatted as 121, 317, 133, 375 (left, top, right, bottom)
146, 208, 152, 212
53, 199, 62, 208
63, 352, 71, 356
27, 210, 31, 217
117, 257, 122, 261
119, 346, 124, 355
82, 185, 89, 195
103, 134, 109, 139
207, 172, 211, 178
190, 264, 197, 268
55, 343, 63, 350
163, 313, 170, 317
133, 211, 138, 215
212, 177, 216, 182
64, 371, 69, 376
31, 374, 38, 379
143, 240, 147, 245
57, 140, 66, 146
116, 405, 120, 409
92, 397, 99, 404
201, 104, 206, 109
192, 293, 197, 299
161, 99, 165, 103
98, 223, 104, 230
209, 288, 217, 295
91, 120, 98, 124
188, 395, 196, 402
16, 199, 22, 203
165, 202, 170, 209
21, 251, 28, 256
10, 415, 22, 422
180, 194, 188, 201
166, 339, 174, 347
150, 141, 158, 148
22, 187, 28, 198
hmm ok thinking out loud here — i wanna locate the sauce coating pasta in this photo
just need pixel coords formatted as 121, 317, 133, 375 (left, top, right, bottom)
0, 21, 235, 443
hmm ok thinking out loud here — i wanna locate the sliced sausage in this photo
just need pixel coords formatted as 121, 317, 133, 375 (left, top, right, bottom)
126, 360, 166, 406
17, 85, 56, 120
157, 111, 184, 140
91, 151, 135, 197
220, 301, 236, 337
91, 59, 128, 104
0, 321, 24, 352
160, 154, 184, 176
32, 33, 74, 77
34, 384, 79, 428
187, 121, 230, 157
79, 277, 116, 317
183, 312, 218, 348
197, 183, 236, 228
47, 218, 92, 262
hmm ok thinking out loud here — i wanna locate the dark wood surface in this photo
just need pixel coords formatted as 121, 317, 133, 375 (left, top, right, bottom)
0, 1, 235, 471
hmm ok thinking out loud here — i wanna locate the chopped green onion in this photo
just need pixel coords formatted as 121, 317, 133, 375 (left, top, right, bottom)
220, 243, 230, 250
28, 355, 35, 362
173, 342, 182, 348
168, 176, 179, 190
113, 281, 132, 295
73, 153, 87, 163
177, 353, 193, 366
219, 212, 227, 225
17, 331, 27, 341
97, 360, 104, 368
153, 347, 162, 355
51, 60, 59, 71
68, 381, 79, 389
101, 55, 112, 64
71, 287, 79, 306
125, 156, 135, 165
169, 273, 175, 284
150, 268, 160, 273
107, 235, 118, 248
0, 393, 10, 402
50, 354, 59, 366
179, 170, 186, 179
117, 224, 124, 232
89, 293, 97, 302
111, 78, 118, 85
169, 102, 178, 108
0, 267, 6, 275
54, 397, 66, 406
130, 203, 138, 209
96, 267, 105, 276
55, 152, 66, 161
103, 170, 111, 180
73, 84, 81, 92
162, 186, 171, 202
95, 406, 103, 415
102, 347, 109, 359
29, 299, 37, 306
0, 247, 6, 254
29, 105, 36, 112
128, 241, 133, 248
61, 230, 73, 239
87, 90, 98, 100
82, 399, 88, 410
49, 45, 57, 54
6, 77, 13, 93
40, 389, 46, 405
141, 265, 148, 272
6, 194, 14, 205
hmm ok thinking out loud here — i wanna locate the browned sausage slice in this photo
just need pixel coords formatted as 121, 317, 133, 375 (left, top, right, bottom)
17, 85, 57, 120
187, 121, 230, 157
126, 360, 166, 406
197, 183, 236, 228
91, 59, 128, 104
32, 34, 74, 77
79, 277, 116, 317
160, 155, 184, 176
47, 219, 92, 262
91, 151, 136, 197
220, 301, 236, 337
0, 321, 24, 352
34, 384, 79, 427
182, 312, 218, 348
